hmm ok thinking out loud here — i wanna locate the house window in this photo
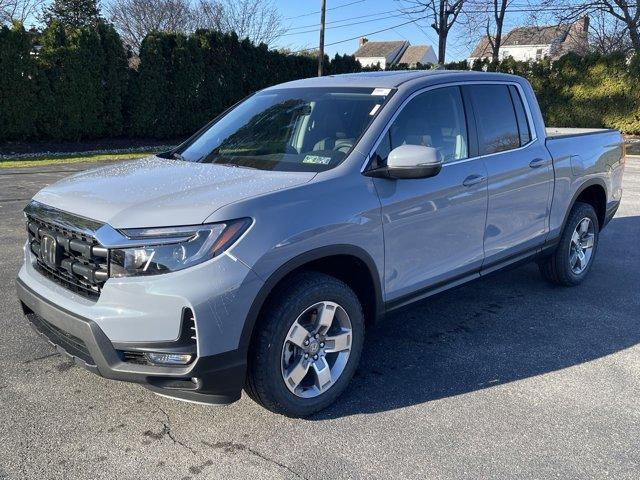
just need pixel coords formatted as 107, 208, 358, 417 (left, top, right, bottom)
535, 48, 543, 60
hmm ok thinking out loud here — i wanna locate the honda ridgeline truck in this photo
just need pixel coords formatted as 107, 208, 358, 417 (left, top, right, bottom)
16, 71, 625, 417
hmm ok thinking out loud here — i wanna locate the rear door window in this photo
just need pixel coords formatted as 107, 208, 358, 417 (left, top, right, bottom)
467, 84, 520, 155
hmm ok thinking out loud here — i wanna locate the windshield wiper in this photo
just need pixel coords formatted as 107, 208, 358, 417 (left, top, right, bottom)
217, 162, 258, 170
172, 152, 186, 161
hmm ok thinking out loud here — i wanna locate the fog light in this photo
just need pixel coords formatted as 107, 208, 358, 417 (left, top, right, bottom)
145, 352, 193, 365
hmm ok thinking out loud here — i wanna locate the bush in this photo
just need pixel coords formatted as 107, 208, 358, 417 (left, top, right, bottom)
1, 24, 639, 141
0, 24, 40, 140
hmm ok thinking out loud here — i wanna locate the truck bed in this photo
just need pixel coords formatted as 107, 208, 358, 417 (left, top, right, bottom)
544, 127, 623, 162
545, 127, 616, 140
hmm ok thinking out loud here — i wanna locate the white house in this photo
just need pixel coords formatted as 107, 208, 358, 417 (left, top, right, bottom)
354, 38, 437, 69
468, 17, 589, 64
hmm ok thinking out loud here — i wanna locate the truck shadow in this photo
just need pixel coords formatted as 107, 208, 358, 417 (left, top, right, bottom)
311, 215, 640, 420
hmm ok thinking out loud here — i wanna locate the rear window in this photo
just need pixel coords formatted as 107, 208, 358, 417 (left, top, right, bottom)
467, 84, 520, 155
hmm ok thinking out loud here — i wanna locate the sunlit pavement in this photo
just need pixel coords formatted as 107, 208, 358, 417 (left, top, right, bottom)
1, 157, 638, 479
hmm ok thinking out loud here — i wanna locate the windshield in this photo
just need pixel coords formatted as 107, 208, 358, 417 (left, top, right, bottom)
174, 87, 392, 172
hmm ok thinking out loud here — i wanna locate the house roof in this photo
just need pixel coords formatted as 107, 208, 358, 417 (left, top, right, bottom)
469, 24, 571, 58
504, 25, 569, 46
470, 36, 492, 58
398, 45, 432, 64
354, 40, 407, 58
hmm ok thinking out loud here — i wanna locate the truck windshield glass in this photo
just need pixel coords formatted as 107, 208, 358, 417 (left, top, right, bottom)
174, 87, 392, 172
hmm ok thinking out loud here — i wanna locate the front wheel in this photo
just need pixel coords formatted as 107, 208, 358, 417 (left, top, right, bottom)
538, 201, 599, 286
246, 272, 365, 417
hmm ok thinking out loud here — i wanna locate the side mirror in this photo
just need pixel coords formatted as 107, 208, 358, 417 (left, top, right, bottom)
365, 145, 443, 179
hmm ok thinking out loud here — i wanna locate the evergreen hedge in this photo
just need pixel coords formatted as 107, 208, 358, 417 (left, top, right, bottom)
0, 24, 40, 140
1, 22, 638, 142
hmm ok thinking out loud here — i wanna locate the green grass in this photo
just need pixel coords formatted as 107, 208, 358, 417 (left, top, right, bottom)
0, 151, 159, 169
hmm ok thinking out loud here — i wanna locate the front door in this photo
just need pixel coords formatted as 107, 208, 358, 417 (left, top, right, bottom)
371, 86, 488, 303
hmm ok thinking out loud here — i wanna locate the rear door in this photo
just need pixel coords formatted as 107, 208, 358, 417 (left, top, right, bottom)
464, 83, 553, 268
371, 86, 488, 304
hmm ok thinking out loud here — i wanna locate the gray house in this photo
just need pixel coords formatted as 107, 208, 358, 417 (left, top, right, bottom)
354, 38, 437, 69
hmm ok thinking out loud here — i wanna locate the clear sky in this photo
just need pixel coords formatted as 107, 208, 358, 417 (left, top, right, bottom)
272, 0, 541, 62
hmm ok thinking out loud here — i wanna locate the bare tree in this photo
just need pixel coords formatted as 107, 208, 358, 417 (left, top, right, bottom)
544, 0, 639, 54
105, 0, 196, 50
479, 0, 514, 62
194, 0, 285, 46
106, 0, 284, 51
1, 0, 44, 25
589, 9, 633, 53
191, 0, 223, 31
401, 0, 466, 64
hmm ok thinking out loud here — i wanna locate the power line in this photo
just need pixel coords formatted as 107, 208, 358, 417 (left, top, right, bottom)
286, 2, 637, 56
286, 8, 401, 31
285, 5, 595, 38
282, 12, 408, 36
284, 0, 367, 20
292, 15, 429, 53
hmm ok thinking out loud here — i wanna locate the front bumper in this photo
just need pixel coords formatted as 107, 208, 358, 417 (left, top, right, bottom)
17, 278, 245, 404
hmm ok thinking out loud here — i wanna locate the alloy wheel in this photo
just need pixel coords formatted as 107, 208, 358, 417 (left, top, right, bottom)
569, 217, 595, 275
280, 301, 353, 398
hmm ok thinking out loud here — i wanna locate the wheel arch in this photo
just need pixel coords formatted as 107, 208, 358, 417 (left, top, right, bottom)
239, 245, 384, 353
560, 179, 608, 234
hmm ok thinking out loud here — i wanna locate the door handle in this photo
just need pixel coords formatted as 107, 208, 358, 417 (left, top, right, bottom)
462, 174, 486, 187
529, 158, 549, 168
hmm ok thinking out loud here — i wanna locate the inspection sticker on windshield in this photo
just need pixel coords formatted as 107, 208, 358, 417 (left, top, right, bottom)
371, 88, 391, 96
303, 155, 332, 165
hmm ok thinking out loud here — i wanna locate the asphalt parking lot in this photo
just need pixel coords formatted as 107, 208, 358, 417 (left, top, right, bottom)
0, 159, 639, 479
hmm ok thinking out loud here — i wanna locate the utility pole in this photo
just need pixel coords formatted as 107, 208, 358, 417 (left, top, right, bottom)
318, 0, 326, 76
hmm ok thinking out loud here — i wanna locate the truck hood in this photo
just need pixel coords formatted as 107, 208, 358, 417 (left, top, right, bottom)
33, 157, 316, 228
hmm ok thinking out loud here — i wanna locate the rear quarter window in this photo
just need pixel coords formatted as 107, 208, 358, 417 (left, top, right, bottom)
508, 85, 532, 146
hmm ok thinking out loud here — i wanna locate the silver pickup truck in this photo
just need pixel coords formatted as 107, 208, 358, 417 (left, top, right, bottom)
16, 71, 625, 417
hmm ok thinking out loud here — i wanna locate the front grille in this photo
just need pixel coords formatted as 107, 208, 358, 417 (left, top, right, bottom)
26, 214, 108, 300
122, 351, 148, 365
185, 310, 197, 342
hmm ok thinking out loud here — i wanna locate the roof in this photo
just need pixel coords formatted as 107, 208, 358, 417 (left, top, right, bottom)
470, 36, 492, 59
470, 24, 571, 58
504, 25, 568, 46
354, 41, 407, 58
398, 45, 432, 65
266, 70, 523, 91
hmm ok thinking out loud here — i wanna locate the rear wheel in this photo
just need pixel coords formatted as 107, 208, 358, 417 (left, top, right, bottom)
538, 201, 599, 286
246, 272, 365, 417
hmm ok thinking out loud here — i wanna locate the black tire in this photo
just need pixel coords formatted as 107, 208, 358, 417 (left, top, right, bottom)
245, 271, 365, 417
538, 201, 599, 286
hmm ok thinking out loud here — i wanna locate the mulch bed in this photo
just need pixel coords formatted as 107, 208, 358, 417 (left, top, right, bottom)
0, 138, 184, 156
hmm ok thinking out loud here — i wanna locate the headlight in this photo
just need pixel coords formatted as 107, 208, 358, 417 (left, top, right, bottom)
109, 219, 251, 277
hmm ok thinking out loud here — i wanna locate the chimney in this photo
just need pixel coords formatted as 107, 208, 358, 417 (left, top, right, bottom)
580, 16, 589, 33
359, 37, 368, 48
